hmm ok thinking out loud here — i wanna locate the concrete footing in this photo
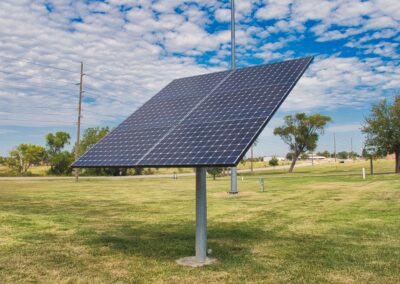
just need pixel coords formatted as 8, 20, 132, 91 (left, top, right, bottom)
176, 256, 217, 267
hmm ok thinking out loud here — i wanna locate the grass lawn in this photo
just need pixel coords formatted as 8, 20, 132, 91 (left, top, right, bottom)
0, 168, 399, 283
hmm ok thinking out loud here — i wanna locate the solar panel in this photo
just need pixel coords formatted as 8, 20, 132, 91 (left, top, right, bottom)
73, 57, 313, 168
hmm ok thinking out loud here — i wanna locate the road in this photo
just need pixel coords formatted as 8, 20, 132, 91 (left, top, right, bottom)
0, 162, 313, 181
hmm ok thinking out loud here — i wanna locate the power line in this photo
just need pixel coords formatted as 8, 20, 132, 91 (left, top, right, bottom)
0, 54, 79, 74
0, 70, 78, 85
0, 79, 78, 92
0, 110, 75, 116
0, 117, 76, 124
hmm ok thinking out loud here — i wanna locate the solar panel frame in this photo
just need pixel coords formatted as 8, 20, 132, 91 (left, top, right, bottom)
73, 56, 313, 168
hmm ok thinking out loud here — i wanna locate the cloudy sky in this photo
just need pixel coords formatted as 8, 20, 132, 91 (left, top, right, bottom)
0, 0, 399, 157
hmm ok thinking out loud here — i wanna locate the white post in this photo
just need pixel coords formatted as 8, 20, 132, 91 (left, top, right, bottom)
195, 167, 207, 262
362, 168, 366, 180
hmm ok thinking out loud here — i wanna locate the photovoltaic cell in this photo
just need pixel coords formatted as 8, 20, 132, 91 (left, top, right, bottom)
73, 57, 313, 168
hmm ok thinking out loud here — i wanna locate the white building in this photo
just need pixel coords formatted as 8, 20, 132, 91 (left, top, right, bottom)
263, 156, 286, 162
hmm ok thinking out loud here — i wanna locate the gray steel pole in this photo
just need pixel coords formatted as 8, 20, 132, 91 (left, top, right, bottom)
231, 0, 235, 70
230, 0, 237, 193
230, 167, 238, 193
195, 167, 207, 262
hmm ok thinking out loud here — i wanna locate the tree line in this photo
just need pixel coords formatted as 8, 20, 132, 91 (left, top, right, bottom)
1, 96, 398, 176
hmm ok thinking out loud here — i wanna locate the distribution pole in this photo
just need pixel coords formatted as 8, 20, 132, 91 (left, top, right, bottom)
75, 62, 84, 182
350, 137, 354, 162
333, 133, 337, 163
229, 0, 238, 194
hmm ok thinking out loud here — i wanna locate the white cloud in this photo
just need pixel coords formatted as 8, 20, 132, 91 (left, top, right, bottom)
327, 123, 361, 133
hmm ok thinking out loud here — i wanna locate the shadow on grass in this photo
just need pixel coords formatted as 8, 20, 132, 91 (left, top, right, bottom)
83, 221, 267, 265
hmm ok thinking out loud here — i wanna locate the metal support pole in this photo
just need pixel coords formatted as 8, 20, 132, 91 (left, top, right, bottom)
195, 167, 207, 262
231, 0, 235, 70
230, 167, 238, 194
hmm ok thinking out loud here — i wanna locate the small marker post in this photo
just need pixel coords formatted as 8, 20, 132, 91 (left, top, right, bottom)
362, 168, 366, 180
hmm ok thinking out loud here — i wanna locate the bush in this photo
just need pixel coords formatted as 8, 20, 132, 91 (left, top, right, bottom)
48, 151, 74, 175
269, 157, 279, 167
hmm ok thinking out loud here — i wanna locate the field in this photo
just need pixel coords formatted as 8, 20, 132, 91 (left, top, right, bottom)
0, 164, 399, 283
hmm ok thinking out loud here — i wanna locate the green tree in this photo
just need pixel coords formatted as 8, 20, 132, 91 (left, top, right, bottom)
80, 127, 109, 155
269, 157, 279, 167
46, 131, 72, 175
77, 127, 124, 176
7, 144, 46, 174
317, 150, 330, 158
274, 113, 331, 173
301, 153, 309, 160
207, 167, 223, 180
286, 152, 294, 161
46, 132, 70, 155
337, 151, 349, 159
250, 138, 259, 173
49, 152, 75, 175
362, 96, 400, 173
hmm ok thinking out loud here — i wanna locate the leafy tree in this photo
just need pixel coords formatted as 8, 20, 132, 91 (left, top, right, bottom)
250, 138, 259, 173
46, 132, 70, 155
274, 113, 331, 173
362, 96, 400, 173
46, 131, 72, 175
337, 151, 349, 159
286, 152, 294, 161
301, 153, 309, 160
207, 167, 223, 180
269, 157, 279, 167
78, 127, 116, 176
49, 152, 75, 175
317, 150, 330, 158
79, 127, 109, 155
7, 144, 46, 174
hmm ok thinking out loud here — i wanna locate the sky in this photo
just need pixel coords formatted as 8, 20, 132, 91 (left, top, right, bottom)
0, 0, 399, 158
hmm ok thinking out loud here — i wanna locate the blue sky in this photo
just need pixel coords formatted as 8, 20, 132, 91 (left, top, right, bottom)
0, 0, 399, 157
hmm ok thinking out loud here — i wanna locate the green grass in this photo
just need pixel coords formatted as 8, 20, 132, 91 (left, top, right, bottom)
0, 167, 399, 283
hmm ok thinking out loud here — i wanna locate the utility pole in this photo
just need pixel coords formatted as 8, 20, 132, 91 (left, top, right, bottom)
229, 0, 238, 194
350, 137, 354, 162
75, 61, 84, 182
333, 132, 337, 163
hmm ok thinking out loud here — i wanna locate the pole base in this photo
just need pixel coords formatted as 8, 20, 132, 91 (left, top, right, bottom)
176, 256, 217, 267
227, 191, 239, 195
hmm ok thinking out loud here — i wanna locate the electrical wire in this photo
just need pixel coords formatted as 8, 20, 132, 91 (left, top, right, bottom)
0, 117, 76, 124
0, 79, 77, 92
0, 70, 78, 85
0, 54, 80, 74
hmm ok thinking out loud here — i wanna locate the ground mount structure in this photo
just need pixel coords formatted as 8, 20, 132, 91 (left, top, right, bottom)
73, 56, 313, 266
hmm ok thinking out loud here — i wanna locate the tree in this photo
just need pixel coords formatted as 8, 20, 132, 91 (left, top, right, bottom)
274, 113, 331, 173
207, 167, 223, 180
79, 127, 109, 155
46, 132, 70, 155
77, 127, 123, 176
46, 131, 72, 175
337, 151, 349, 159
286, 152, 294, 161
250, 138, 259, 173
362, 96, 400, 173
49, 152, 75, 175
7, 144, 46, 174
269, 157, 278, 167
301, 153, 309, 160
317, 150, 330, 158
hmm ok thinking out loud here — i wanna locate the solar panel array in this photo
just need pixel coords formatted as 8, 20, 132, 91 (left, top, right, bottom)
73, 57, 313, 167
